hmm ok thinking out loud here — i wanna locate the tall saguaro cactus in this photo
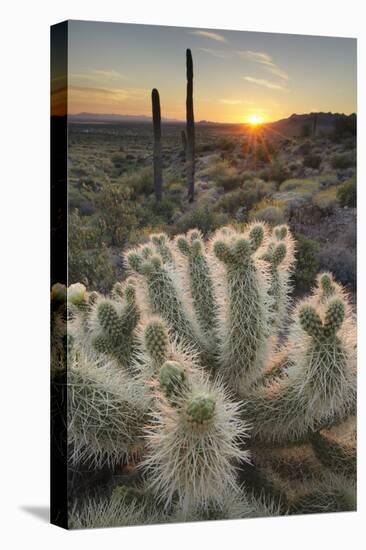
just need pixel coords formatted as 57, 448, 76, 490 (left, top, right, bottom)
151, 88, 163, 201
186, 49, 195, 203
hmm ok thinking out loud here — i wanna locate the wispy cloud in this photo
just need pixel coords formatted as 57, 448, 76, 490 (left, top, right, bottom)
219, 98, 243, 105
237, 50, 289, 81
69, 69, 128, 82
199, 48, 227, 59
189, 30, 226, 43
243, 76, 285, 90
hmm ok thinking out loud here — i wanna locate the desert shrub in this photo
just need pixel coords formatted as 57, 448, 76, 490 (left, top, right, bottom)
260, 161, 289, 185
280, 178, 319, 194
202, 159, 241, 191
331, 152, 355, 170
249, 199, 286, 226
122, 167, 153, 197
167, 181, 185, 198
293, 236, 320, 292
217, 189, 248, 214
174, 204, 229, 236
337, 177, 356, 208
68, 209, 115, 292
217, 137, 237, 152
317, 244, 356, 290
297, 141, 312, 155
97, 183, 137, 246
313, 187, 339, 215
303, 153, 322, 169
111, 152, 126, 167
196, 141, 217, 154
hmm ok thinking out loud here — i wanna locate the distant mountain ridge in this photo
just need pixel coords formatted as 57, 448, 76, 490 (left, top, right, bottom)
68, 112, 182, 124
68, 111, 356, 133
266, 112, 356, 137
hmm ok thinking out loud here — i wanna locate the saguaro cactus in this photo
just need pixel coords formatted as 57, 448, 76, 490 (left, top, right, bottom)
151, 88, 163, 201
186, 49, 195, 202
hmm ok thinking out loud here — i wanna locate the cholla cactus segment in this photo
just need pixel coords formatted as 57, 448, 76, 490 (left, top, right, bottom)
111, 281, 124, 300
150, 232, 174, 263
248, 222, 266, 251
175, 230, 217, 334
88, 289, 140, 367
126, 245, 201, 352
311, 415, 356, 477
69, 491, 167, 529
142, 374, 250, 513
244, 293, 356, 445
67, 351, 149, 468
159, 360, 187, 400
212, 233, 271, 390
144, 318, 169, 367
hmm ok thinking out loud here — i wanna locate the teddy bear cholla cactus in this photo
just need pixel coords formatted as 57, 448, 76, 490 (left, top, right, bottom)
53, 223, 356, 527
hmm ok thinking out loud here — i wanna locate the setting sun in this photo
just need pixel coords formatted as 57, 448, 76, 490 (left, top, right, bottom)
248, 114, 264, 126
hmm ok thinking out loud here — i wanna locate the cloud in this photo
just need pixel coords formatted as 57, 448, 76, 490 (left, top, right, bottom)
199, 48, 227, 59
189, 30, 226, 43
237, 50, 289, 81
69, 69, 128, 82
219, 99, 243, 105
243, 76, 285, 90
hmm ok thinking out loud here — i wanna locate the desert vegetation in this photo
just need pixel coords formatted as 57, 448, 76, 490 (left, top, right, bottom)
67, 112, 356, 297
52, 219, 356, 528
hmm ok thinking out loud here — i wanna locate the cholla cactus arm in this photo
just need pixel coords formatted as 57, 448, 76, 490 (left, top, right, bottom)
126, 248, 202, 353
143, 318, 170, 368
150, 232, 174, 264
245, 295, 356, 445
212, 234, 271, 391
176, 230, 217, 335
89, 284, 140, 368
67, 351, 149, 468
69, 489, 168, 529
311, 415, 356, 477
142, 364, 250, 514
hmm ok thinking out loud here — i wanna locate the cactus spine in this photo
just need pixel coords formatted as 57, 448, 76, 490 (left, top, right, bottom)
186, 49, 195, 202
151, 88, 163, 201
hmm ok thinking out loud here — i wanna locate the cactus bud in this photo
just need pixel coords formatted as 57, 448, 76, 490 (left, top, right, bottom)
97, 301, 121, 340
272, 243, 287, 267
112, 282, 124, 300
324, 299, 345, 336
186, 393, 216, 428
213, 240, 231, 263
249, 224, 264, 250
177, 237, 190, 256
274, 226, 288, 240
127, 252, 143, 273
159, 360, 186, 398
299, 305, 323, 338
68, 283, 87, 305
144, 320, 169, 365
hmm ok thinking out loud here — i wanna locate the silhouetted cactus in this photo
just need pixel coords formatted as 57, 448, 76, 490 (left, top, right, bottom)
151, 88, 163, 201
186, 49, 195, 202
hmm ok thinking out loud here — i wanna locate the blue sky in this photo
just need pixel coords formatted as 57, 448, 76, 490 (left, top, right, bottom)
66, 20, 356, 122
